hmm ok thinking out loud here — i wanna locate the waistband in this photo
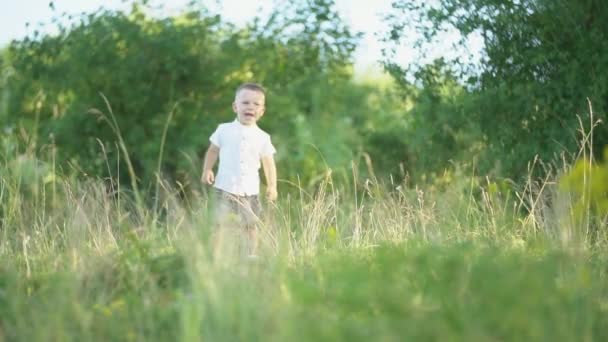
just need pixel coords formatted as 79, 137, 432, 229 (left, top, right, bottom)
214, 188, 259, 199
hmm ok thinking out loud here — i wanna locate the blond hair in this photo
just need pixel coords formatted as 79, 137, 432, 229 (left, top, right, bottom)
235, 83, 266, 97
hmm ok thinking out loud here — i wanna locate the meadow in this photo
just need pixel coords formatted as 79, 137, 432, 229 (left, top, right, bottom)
1, 151, 607, 341
2, 0, 608, 340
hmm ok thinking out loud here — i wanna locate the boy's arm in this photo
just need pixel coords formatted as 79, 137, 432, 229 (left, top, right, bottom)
201, 144, 220, 185
261, 155, 277, 201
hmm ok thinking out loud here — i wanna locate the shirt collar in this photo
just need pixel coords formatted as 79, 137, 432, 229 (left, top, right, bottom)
233, 118, 257, 130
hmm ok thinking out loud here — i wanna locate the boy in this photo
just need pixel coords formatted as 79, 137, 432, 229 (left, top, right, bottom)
201, 83, 277, 257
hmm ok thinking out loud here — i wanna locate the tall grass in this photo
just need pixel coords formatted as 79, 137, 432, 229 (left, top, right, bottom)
0, 103, 606, 340
0, 141, 607, 341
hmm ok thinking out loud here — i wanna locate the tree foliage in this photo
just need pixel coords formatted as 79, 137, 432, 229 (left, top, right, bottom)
385, 0, 608, 179
3, 0, 383, 193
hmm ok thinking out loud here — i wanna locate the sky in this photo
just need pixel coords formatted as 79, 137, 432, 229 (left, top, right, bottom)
0, 0, 481, 75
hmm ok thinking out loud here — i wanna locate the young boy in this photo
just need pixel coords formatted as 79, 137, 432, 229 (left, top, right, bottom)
201, 83, 277, 257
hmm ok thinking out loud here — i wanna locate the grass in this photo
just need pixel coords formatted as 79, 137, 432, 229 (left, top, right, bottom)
0, 151, 607, 341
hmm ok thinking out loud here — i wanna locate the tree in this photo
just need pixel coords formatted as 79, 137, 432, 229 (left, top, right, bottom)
3, 0, 363, 192
384, 0, 608, 179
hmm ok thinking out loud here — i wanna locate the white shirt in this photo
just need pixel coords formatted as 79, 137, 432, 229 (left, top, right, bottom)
210, 119, 276, 196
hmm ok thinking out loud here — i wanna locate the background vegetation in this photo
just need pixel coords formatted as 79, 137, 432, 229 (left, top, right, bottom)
384, 0, 608, 179
1, 0, 607, 340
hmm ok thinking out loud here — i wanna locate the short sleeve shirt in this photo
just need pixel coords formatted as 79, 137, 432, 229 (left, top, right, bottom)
209, 119, 276, 196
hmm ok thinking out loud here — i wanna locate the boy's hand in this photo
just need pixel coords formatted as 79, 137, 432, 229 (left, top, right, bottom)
201, 170, 215, 185
266, 187, 278, 202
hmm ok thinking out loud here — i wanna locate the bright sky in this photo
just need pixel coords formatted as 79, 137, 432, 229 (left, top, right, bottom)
0, 0, 481, 75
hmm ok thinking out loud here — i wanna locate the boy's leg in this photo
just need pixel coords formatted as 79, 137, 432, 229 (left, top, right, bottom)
212, 190, 241, 259
237, 195, 262, 257
245, 226, 258, 257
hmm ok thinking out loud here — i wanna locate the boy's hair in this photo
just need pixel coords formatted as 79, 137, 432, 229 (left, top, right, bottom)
235, 83, 266, 97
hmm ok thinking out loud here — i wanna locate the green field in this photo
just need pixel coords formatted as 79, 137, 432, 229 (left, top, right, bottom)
2, 1, 608, 340
1, 171, 606, 341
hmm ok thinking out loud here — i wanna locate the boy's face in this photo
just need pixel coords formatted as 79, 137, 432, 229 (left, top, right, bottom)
233, 89, 265, 126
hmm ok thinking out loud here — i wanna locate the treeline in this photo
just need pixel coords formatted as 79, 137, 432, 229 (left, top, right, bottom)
1, 0, 406, 194
1, 0, 607, 196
